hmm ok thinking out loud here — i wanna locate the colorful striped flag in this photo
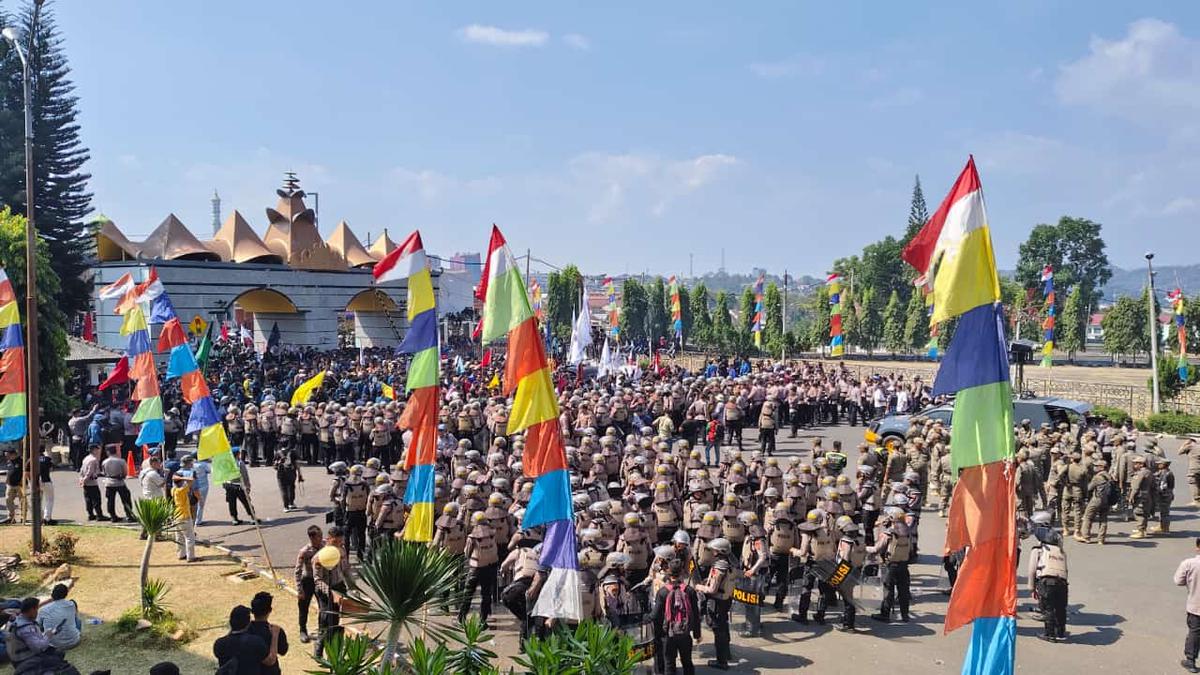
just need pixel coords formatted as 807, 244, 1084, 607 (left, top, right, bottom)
112, 268, 165, 447
669, 275, 683, 340
480, 224, 580, 621
1170, 288, 1189, 380
530, 279, 544, 324
375, 230, 439, 542
0, 268, 26, 441
827, 274, 844, 357
902, 156, 1016, 675
604, 276, 620, 338
1041, 266, 1055, 367
149, 279, 234, 471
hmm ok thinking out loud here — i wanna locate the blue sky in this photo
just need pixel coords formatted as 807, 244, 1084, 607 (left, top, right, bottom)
54, 1, 1200, 277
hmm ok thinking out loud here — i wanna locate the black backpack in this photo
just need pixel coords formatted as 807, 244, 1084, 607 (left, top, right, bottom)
1098, 480, 1119, 508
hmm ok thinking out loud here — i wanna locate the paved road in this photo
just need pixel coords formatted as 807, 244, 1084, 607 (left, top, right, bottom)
28, 425, 1200, 673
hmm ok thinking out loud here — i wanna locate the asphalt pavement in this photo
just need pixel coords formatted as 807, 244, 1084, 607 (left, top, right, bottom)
20, 423, 1200, 674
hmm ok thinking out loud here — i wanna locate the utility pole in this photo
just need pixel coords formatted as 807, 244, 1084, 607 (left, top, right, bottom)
524, 248, 531, 288
1147, 252, 1160, 414
4, 2, 44, 552
782, 270, 789, 361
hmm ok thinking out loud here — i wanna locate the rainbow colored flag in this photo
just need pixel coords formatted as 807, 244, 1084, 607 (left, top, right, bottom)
480, 224, 580, 621
1041, 266, 1054, 367
115, 270, 165, 447
751, 275, 764, 348
604, 276, 619, 338
375, 230, 439, 542
902, 156, 1015, 675
0, 268, 26, 441
827, 274, 844, 357
530, 279, 544, 324
1170, 288, 1189, 380
669, 275, 683, 340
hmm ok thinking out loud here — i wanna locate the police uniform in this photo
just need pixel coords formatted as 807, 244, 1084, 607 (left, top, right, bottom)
1029, 533, 1068, 641
765, 507, 796, 611
698, 550, 737, 669
870, 519, 912, 623
340, 475, 371, 558
458, 519, 500, 625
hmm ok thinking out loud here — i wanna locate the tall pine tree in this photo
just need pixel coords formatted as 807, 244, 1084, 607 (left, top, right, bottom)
689, 283, 712, 347
902, 291, 928, 352
903, 174, 929, 246
882, 290, 904, 354
1058, 285, 1086, 360
2, 4, 93, 317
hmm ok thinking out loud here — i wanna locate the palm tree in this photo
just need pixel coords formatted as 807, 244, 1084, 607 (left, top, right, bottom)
130, 497, 180, 613
342, 539, 466, 664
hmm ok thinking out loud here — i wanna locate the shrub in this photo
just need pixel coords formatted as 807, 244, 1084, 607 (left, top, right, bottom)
30, 531, 78, 567
1090, 405, 1132, 427
141, 578, 171, 621
1140, 412, 1200, 435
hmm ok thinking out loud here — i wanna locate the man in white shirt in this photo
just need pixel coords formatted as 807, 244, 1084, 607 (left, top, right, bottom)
1175, 538, 1200, 673
36, 584, 81, 651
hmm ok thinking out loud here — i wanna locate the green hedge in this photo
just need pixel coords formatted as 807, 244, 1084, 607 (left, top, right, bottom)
1090, 405, 1132, 427
1137, 412, 1200, 435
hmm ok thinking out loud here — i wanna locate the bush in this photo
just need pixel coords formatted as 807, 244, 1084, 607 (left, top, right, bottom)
1139, 412, 1200, 435
30, 531, 78, 567
1090, 405, 1132, 427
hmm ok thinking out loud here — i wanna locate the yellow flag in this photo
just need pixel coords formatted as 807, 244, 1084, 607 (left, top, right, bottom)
487, 372, 500, 389
291, 371, 326, 406
381, 383, 395, 400
189, 315, 208, 336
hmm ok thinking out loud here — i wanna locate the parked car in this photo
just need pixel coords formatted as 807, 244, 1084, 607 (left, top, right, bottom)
864, 396, 1093, 448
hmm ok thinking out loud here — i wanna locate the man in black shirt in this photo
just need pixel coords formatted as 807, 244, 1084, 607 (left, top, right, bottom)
213, 605, 267, 675
3, 447, 24, 524
651, 559, 702, 675
247, 592, 288, 675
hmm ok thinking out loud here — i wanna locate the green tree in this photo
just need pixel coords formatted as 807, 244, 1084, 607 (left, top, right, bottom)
936, 316, 959, 353
344, 539, 467, 663
861, 237, 908, 302
646, 277, 669, 345
902, 291, 929, 352
810, 285, 831, 354
738, 286, 756, 346
1002, 277, 1040, 342
130, 498, 180, 617
1101, 295, 1145, 363
903, 174, 929, 246
856, 288, 883, 354
882, 290, 904, 354
545, 264, 582, 341
1014, 217, 1111, 314
619, 278, 648, 344
712, 290, 734, 352
1058, 285, 1086, 360
689, 283, 712, 348
677, 282, 692, 347
1, 5, 94, 318
763, 282, 783, 349
840, 287, 861, 352
0, 208, 69, 419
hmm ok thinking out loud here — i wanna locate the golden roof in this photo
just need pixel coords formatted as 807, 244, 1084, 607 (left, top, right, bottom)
368, 230, 398, 260
94, 217, 141, 262
262, 182, 346, 270
208, 210, 281, 264
138, 214, 220, 261
326, 221, 375, 268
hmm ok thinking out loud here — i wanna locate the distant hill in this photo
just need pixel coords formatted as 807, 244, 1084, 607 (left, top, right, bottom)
1102, 264, 1200, 300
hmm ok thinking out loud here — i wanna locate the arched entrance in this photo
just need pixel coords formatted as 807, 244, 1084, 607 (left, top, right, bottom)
344, 289, 403, 348
230, 287, 301, 351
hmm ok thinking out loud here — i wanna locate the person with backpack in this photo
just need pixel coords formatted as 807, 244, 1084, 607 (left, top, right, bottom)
1079, 459, 1115, 544
1027, 511, 1069, 642
651, 558, 701, 675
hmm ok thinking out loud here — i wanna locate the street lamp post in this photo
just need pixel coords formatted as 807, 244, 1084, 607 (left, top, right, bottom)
1146, 252, 1160, 415
3, 0, 44, 552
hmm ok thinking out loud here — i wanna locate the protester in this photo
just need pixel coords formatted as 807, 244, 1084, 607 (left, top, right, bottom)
1174, 538, 1200, 673
36, 584, 81, 651
213, 604, 267, 675
171, 473, 200, 562
247, 591, 288, 675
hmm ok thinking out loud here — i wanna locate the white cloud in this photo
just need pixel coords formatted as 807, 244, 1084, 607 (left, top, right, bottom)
457, 24, 548, 48
1159, 196, 1198, 216
563, 33, 590, 50
749, 54, 825, 79
389, 167, 501, 202
1056, 18, 1200, 130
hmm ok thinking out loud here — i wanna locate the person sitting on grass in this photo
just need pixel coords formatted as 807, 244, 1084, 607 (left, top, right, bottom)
6, 596, 79, 674
36, 584, 81, 651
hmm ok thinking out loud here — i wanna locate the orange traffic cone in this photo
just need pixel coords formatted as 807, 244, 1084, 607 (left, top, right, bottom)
126, 450, 137, 476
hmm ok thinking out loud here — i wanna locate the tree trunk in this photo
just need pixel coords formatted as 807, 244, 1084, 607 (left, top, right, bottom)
382, 622, 403, 668
140, 537, 153, 610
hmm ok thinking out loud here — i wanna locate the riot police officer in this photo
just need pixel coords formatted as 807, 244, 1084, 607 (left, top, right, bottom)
869, 506, 912, 623
696, 537, 736, 670
1028, 510, 1069, 642
340, 465, 371, 559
